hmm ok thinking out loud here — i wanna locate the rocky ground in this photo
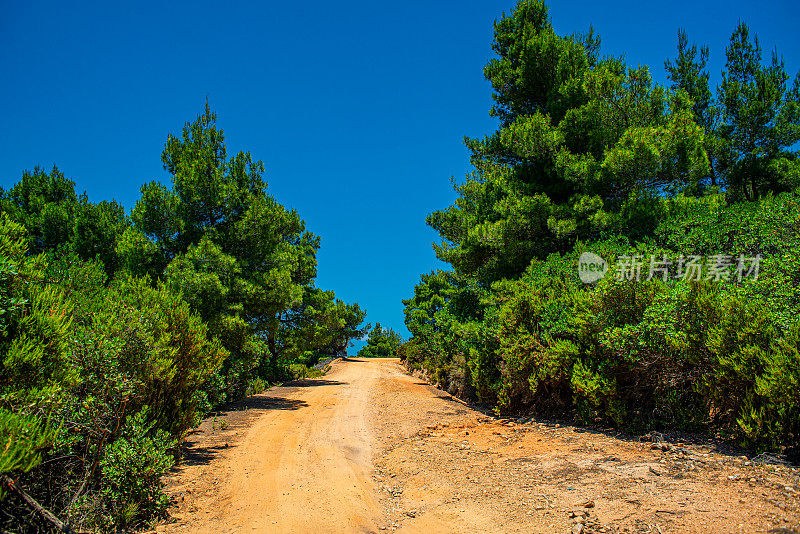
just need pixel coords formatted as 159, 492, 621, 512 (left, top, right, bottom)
156, 358, 800, 533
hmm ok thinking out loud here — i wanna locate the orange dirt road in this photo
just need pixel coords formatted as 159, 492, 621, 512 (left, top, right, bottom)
163, 358, 384, 533
159, 358, 800, 534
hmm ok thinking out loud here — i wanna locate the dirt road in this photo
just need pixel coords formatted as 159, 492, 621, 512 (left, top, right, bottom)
159, 358, 800, 534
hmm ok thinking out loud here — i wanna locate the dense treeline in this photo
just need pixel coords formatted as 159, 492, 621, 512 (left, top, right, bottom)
0, 105, 367, 531
357, 324, 402, 358
403, 0, 800, 455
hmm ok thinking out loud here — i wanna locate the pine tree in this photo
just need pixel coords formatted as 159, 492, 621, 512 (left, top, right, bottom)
717, 23, 800, 199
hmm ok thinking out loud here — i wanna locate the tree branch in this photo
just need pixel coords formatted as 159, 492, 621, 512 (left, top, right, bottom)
1, 475, 77, 533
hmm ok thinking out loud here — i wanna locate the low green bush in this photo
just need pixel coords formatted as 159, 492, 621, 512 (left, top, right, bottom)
405, 192, 800, 453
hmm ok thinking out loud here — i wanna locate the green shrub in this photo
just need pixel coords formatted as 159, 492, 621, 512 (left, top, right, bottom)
406, 192, 800, 451
95, 409, 175, 529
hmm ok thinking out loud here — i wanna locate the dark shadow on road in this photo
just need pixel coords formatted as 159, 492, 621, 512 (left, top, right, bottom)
282, 379, 347, 388
180, 443, 230, 467
236, 396, 310, 410
435, 394, 467, 404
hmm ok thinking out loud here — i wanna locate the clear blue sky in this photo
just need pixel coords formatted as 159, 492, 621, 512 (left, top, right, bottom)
2, 0, 799, 352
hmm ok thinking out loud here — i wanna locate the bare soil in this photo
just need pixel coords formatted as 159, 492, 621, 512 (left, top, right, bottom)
154, 358, 800, 533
